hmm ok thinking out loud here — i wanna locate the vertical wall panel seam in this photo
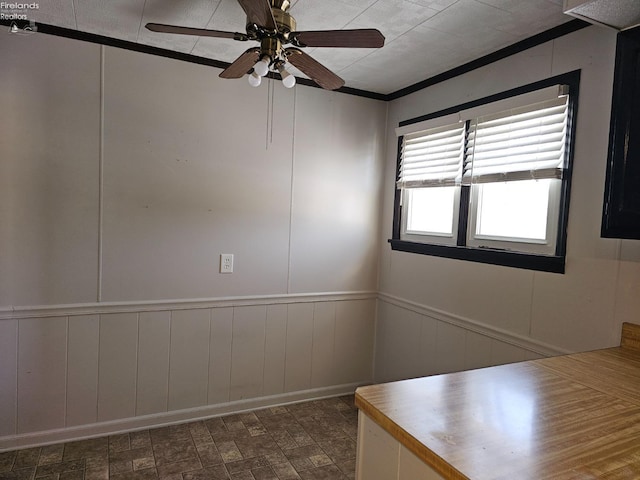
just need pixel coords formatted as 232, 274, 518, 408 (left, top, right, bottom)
228, 308, 235, 402
286, 88, 297, 294
97, 45, 105, 303
164, 312, 170, 412
310, 303, 316, 387
206, 308, 213, 406
96, 315, 101, 421
64, 316, 69, 427
261, 307, 267, 397
14, 320, 19, 435
375, 102, 390, 292
134, 313, 140, 416
371, 299, 379, 382
283, 305, 289, 393
307, 305, 313, 388
330, 302, 337, 386
166, 311, 173, 412
206, 309, 212, 404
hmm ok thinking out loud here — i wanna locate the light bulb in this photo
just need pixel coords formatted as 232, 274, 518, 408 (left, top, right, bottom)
253, 57, 270, 77
281, 70, 296, 89
248, 72, 261, 87
277, 64, 296, 89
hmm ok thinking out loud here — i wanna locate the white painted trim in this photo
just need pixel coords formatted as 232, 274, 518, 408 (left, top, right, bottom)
377, 292, 571, 357
0, 291, 377, 320
0, 382, 366, 451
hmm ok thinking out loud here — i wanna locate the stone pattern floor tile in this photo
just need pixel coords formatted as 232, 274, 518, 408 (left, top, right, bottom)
0, 396, 358, 480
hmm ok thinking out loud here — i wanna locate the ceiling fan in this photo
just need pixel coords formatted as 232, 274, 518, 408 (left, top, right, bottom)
146, 0, 385, 90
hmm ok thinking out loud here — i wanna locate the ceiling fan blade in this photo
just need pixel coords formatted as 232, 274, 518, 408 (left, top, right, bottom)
236, 0, 277, 31
291, 29, 385, 48
220, 48, 261, 78
285, 48, 344, 90
146, 23, 245, 40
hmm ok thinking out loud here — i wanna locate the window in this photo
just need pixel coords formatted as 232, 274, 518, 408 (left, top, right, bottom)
391, 71, 580, 273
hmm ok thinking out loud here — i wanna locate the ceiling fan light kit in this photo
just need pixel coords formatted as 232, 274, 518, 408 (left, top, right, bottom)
278, 64, 296, 89
253, 55, 271, 77
146, 0, 385, 91
248, 71, 262, 87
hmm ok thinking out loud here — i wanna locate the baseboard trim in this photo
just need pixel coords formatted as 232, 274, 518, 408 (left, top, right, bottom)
0, 382, 365, 452
377, 292, 571, 357
0, 291, 377, 320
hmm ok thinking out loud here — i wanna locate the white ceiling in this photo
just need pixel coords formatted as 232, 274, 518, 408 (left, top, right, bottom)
27, 0, 575, 94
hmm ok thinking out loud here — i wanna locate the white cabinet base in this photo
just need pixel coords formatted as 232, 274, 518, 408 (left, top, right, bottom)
356, 411, 446, 480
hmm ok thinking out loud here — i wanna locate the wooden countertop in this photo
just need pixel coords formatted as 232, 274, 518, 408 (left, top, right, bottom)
355, 323, 640, 480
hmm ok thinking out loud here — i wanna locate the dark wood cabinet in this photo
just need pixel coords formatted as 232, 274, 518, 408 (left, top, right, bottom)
602, 26, 640, 239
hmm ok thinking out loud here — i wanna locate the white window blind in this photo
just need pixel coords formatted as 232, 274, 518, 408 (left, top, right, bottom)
397, 123, 465, 188
464, 95, 569, 184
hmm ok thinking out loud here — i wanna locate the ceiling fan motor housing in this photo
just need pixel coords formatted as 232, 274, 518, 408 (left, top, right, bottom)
260, 37, 282, 62
272, 8, 296, 36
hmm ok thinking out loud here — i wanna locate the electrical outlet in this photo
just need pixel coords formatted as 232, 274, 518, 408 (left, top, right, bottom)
220, 254, 234, 273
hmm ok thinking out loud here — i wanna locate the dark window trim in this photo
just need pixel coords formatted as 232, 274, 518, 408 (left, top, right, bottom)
390, 70, 581, 274
601, 26, 640, 238
388, 240, 566, 273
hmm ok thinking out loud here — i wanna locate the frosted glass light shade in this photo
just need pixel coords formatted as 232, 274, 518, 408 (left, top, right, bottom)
248, 72, 261, 87
281, 71, 296, 88
253, 58, 270, 77
277, 64, 296, 89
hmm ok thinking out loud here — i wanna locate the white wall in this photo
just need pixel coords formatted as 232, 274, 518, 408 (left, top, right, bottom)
0, 33, 385, 448
376, 25, 640, 383
3, 22, 639, 449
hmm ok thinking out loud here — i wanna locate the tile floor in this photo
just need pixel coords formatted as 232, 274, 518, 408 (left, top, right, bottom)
0, 396, 359, 480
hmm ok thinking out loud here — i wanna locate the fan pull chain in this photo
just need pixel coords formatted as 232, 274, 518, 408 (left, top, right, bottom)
270, 77, 275, 146
266, 77, 275, 150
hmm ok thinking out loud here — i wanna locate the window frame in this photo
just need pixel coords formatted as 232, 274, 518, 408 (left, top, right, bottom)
390, 70, 581, 274
466, 178, 562, 255
401, 185, 461, 246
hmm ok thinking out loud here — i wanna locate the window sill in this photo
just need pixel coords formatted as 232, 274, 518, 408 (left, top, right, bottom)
388, 239, 565, 273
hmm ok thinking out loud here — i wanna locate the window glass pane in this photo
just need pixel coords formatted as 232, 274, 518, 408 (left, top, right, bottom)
406, 187, 455, 235
475, 179, 550, 240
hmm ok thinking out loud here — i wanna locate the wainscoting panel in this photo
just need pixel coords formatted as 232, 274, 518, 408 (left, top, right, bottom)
168, 309, 211, 411
0, 319, 17, 437
136, 311, 171, 417
284, 303, 315, 393
230, 305, 267, 401
263, 305, 288, 397
17, 316, 67, 434
66, 315, 100, 427
208, 307, 233, 405
97, 313, 138, 423
311, 301, 337, 388
335, 300, 376, 385
0, 293, 375, 450
375, 296, 566, 384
